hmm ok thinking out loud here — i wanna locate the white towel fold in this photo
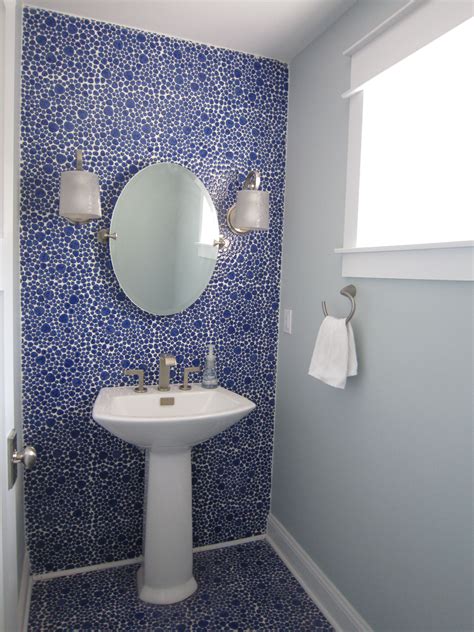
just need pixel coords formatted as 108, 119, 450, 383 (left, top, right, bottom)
308, 316, 357, 389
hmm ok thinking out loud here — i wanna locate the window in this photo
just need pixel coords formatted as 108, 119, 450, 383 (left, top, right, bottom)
339, 1, 474, 281
357, 18, 473, 247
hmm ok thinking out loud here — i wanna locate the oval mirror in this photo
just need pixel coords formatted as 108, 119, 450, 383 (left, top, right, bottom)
109, 163, 219, 315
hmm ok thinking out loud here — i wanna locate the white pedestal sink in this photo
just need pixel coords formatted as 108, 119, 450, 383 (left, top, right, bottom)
92, 385, 255, 604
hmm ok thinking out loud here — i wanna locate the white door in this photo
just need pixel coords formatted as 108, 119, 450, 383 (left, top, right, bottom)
1, 1, 27, 630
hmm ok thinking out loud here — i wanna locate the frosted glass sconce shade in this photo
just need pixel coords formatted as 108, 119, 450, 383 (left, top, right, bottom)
226, 170, 269, 235
233, 190, 269, 231
59, 150, 101, 224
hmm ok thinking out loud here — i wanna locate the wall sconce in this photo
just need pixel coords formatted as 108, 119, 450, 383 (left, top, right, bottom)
59, 149, 101, 224
226, 170, 269, 235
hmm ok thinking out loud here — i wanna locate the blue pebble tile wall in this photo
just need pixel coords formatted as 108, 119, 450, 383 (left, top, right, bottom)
20, 8, 288, 574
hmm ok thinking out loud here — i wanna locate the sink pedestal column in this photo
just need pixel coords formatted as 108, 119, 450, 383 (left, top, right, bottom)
137, 448, 197, 604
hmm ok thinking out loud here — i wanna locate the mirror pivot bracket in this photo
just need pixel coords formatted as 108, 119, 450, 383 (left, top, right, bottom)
97, 228, 117, 243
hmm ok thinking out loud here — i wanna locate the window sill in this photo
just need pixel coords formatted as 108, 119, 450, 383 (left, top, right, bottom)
335, 241, 474, 281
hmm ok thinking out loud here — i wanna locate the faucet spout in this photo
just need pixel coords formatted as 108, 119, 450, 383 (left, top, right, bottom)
158, 354, 177, 391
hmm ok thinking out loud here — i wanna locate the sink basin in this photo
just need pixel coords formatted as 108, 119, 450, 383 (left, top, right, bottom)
92, 384, 255, 605
93, 385, 255, 449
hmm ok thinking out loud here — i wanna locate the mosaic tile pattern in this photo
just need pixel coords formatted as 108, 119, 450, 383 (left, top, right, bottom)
21, 8, 287, 574
28, 541, 333, 631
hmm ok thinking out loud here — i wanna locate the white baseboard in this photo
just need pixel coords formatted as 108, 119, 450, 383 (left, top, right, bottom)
18, 551, 32, 632
194, 534, 265, 553
266, 514, 372, 632
32, 556, 144, 581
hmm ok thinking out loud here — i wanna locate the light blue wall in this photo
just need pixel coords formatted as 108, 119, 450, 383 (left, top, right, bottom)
271, 2, 473, 630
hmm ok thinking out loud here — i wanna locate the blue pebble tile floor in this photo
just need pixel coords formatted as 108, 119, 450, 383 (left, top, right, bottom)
28, 540, 333, 631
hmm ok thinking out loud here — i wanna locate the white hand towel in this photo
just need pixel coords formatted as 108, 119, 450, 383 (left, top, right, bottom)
308, 316, 358, 389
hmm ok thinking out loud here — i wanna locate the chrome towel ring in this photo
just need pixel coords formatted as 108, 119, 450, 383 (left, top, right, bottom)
322, 284, 356, 324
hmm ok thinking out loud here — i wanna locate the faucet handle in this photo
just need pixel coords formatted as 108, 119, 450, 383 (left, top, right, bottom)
160, 354, 177, 367
124, 368, 147, 393
179, 366, 202, 391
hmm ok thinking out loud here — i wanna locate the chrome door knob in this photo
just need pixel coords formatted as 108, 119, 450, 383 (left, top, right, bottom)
12, 446, 37, 470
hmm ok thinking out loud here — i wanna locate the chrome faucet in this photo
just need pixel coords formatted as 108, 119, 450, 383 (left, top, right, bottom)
158, 354, 177, 391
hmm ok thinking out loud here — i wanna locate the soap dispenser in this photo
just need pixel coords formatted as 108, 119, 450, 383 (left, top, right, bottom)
202, 344, 218, 389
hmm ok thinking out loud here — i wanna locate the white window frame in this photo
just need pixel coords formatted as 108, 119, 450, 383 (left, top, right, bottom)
338, 0, 474, 281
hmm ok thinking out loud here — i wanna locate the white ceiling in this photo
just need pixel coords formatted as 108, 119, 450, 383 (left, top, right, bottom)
22, 0, 356, 61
